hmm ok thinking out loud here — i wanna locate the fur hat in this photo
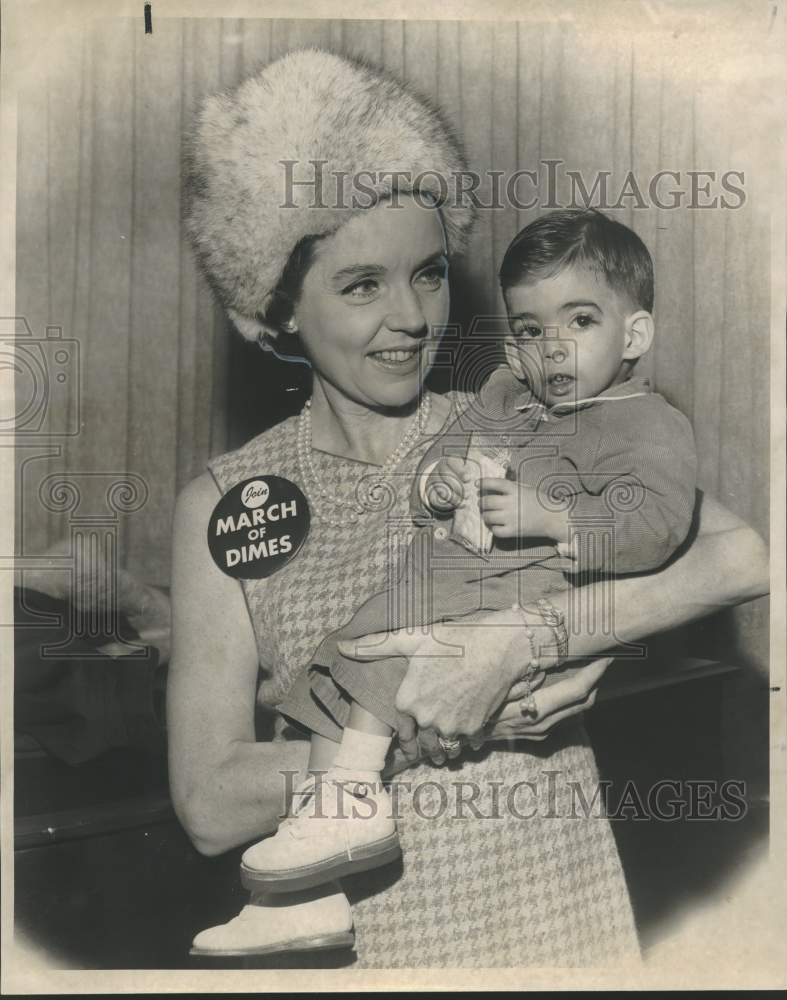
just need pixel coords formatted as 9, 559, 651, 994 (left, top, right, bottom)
184, 48, 475, 339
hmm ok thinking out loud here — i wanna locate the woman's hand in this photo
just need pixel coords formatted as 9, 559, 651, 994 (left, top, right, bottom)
385, 658, 612, 767
487, 656, 613, 742
392, 668, 549, 767
349, 491, 769, 770
338, 611, 533, 742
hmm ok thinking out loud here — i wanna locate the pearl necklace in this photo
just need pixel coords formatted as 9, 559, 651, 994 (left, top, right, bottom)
296, 393, 432, 527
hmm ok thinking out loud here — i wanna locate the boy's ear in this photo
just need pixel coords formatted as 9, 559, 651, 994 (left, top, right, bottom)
623, 311, 655, 361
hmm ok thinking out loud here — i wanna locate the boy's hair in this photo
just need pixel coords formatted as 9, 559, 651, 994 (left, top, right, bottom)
499, 209, 654, 313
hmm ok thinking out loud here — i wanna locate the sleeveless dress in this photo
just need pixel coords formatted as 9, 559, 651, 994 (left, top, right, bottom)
207, 398, 640, 969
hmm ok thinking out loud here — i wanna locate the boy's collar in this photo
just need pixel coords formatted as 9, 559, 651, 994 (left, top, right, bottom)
514, 376, 652, 416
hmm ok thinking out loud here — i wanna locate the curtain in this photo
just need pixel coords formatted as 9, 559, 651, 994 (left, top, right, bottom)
15, 16, 770, 689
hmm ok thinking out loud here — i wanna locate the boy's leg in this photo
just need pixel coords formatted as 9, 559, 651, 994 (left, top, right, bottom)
278, 668, 347, 743
240, 702, 399, 892
308, 732, 341, 770
346, 702, 393, 738
285, 710, 394, 841
324, 530, 494, 730
328, 703, 393, 784
191, 731, 355, 958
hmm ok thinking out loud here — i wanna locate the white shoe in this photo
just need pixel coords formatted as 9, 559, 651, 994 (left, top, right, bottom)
189, 886, 354, 957
240, 771, 400, 893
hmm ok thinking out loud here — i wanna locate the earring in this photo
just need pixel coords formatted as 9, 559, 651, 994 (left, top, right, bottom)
257, 331, 274, 353
282, 319, 298, 335
256, 328, 312, 368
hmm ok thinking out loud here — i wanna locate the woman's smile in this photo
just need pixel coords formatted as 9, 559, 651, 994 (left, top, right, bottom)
293, 195, 449, 411
367, 344, 424, 375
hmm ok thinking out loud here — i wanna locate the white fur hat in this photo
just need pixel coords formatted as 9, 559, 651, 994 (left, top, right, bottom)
184, 48, 475, 339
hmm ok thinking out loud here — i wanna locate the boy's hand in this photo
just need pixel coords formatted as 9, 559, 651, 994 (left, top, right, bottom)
424, 457, 470, 512
479, 478, 570, 545
478, 478, 534, 538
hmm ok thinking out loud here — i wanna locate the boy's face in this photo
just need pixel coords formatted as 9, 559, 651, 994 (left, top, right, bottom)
503, 263, 641, 407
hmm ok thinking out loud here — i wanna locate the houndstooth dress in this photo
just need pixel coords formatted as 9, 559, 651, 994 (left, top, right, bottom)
207, 399, 640, 969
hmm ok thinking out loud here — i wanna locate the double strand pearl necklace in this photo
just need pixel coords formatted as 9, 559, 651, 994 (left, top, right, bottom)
296, 392, 432, 527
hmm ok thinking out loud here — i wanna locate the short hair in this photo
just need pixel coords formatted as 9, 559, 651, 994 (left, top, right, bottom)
265, 234, 322, 332
498, 209, 654, 313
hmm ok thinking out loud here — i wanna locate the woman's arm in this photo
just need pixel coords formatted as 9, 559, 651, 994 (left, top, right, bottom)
340, 492, 769, 740
484, 492, 770, 740
167, 473, 309, 857
563, 490, 768, 655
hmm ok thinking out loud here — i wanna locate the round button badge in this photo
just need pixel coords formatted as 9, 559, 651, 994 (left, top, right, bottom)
208, 476, 310, 579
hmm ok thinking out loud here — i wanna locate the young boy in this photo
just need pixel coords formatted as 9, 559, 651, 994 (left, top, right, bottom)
236, 209, 697, 918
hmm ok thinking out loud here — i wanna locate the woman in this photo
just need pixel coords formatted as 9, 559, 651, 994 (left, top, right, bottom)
168, 49, 768, 967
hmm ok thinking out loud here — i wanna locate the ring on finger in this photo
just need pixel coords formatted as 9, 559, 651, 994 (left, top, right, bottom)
518, 694, 539, 719
437, 736, 462, 754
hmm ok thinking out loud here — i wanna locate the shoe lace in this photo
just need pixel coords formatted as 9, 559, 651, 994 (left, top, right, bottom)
280, 770, 375, 831
281, 773, 320, 830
